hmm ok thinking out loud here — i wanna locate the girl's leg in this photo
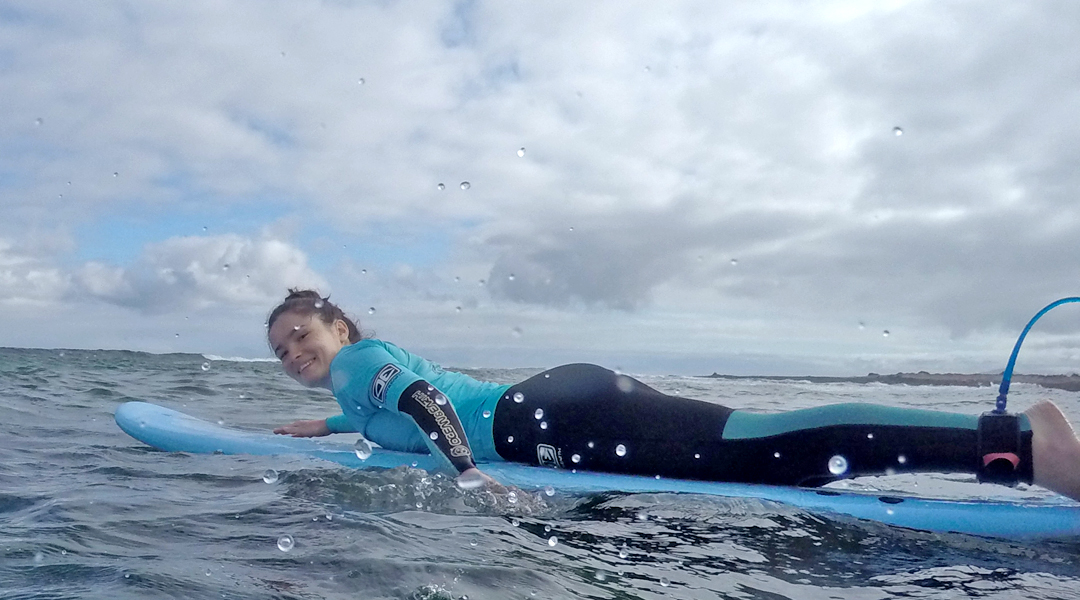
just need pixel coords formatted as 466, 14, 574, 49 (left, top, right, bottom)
491, 364, 1036, 487
492, 364, 735, 480
1026, 401, 1080, 500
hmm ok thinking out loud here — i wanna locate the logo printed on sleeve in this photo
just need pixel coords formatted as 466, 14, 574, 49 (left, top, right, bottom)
536, 444, 563, 468
370, 364, 401, 406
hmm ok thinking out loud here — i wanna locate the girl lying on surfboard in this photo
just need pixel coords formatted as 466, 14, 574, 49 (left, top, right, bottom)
267, 289, 1080, 500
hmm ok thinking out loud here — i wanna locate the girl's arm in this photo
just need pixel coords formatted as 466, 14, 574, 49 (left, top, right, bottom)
396, 380, 477, 474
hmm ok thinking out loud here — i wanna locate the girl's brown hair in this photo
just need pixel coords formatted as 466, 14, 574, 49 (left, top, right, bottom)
267, 289, 363, 343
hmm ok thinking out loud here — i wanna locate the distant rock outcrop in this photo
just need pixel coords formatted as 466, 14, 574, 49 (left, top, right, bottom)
704, 371, 1080, 392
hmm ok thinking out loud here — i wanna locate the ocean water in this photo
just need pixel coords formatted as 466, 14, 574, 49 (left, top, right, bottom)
3, 347, 1080, 600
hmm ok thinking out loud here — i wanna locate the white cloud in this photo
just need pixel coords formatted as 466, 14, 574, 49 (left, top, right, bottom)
0, 239, 71, 304
75, 235, 326, 313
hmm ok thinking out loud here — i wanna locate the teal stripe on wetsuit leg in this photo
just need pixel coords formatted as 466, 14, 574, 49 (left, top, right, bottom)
722, 403, 1030, 440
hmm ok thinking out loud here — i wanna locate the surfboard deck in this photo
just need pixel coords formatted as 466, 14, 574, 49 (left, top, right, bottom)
114, 401, 1080, 539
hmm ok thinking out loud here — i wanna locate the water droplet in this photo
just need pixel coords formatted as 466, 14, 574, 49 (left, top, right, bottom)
456, 469, 486, 490
361, 269, 367, 274
174, 333, 180, 338
885, 467, 897, 476
882, 330, 890, 337
886, 508, 895, 516
616, 376, 634, 393
507, 435, 514, 443
478, 279, 485, 286
112, 172, 118, 177
34, 117, 43, 126
460, 181, 470, 190
694, 453, 701, 459
511, 518, 520, 526
660, 577, 670, 587
858, 321, 866, 330
34, 551, 44, 563
437, 183, 445, 190
867, 432, 874, 440
534, 408, 544, 420
482, 410, 491, 418
368, 307, 376, 315
828, 455, 849, 475
434, 394, 447, 405
277, 535, 294, 552
893, 126, 903, 136
730, 258, 738, 265
262, 469, 279, 484
517, 147, 526, 157
547, 536, 558, 547
615, 444, 627, 457
314, 300, 324, 309
201, 362, 210, 371
511, 326, 523, 338
326, 514, 333, 520
222, 263, 230, 271
293, 325, 301, 331
513, 392, 525, 403
358, 78, 365, 85
508, 491, 518, 504
539, 421, 548, 429
508, 273, 515, 281
618, 544, 629, 559
568, 226, 575, 232
202, 226, 208, 232
897, 454, 907, 464
544, 485, 555, 496
354, 438, 372, 460
571, 454, 581, 463
455, 306, 462, 313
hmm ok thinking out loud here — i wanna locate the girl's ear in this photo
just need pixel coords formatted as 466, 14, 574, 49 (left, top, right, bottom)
333, 319, 351, 343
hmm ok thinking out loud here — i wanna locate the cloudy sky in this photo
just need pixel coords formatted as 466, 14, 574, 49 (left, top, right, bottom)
4, 0, 1080, 376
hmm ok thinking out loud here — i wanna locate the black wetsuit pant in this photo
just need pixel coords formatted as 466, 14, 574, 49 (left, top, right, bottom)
492, 364, 1034, 487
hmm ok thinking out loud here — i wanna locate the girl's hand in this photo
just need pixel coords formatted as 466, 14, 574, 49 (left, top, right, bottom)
273, 419, 331, 437
456, 467, 507, 493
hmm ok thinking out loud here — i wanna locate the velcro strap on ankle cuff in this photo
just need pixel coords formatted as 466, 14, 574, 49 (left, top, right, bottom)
977, 412, 1022, 485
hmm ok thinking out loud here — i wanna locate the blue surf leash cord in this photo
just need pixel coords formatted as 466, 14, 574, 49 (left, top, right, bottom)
995, 297, 1080, 414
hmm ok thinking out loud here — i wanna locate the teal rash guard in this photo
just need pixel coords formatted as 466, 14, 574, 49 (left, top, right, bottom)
324, 339, 510, 469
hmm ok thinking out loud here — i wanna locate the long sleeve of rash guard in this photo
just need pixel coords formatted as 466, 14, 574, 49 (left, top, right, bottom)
397, 380, 477, 473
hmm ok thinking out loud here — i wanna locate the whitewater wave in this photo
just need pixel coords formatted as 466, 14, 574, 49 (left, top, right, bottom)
201, 354, 277, 363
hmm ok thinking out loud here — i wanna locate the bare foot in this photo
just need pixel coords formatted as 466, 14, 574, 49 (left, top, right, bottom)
1025, 401, 1080, 501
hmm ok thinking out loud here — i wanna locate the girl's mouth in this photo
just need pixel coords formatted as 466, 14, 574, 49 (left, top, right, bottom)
298, 358, 314, 374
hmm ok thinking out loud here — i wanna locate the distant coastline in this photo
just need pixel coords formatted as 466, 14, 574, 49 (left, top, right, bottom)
704, 371, 1080, 392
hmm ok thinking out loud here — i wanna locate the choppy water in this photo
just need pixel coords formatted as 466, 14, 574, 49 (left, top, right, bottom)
3, 347, 1080, 600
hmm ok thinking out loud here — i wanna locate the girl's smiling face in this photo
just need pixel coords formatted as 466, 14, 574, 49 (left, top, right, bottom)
268, 310, 351, 389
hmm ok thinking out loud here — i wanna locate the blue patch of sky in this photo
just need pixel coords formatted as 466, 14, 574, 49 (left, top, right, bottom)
72, 200, 290, 265
439, 0, 478, 48
225, 109, 298, 149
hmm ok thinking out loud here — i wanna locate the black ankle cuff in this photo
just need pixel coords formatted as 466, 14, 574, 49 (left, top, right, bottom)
977, 412, 1033, 486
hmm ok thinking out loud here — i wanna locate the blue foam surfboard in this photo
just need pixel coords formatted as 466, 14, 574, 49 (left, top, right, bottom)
115, 401, 1080, 539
